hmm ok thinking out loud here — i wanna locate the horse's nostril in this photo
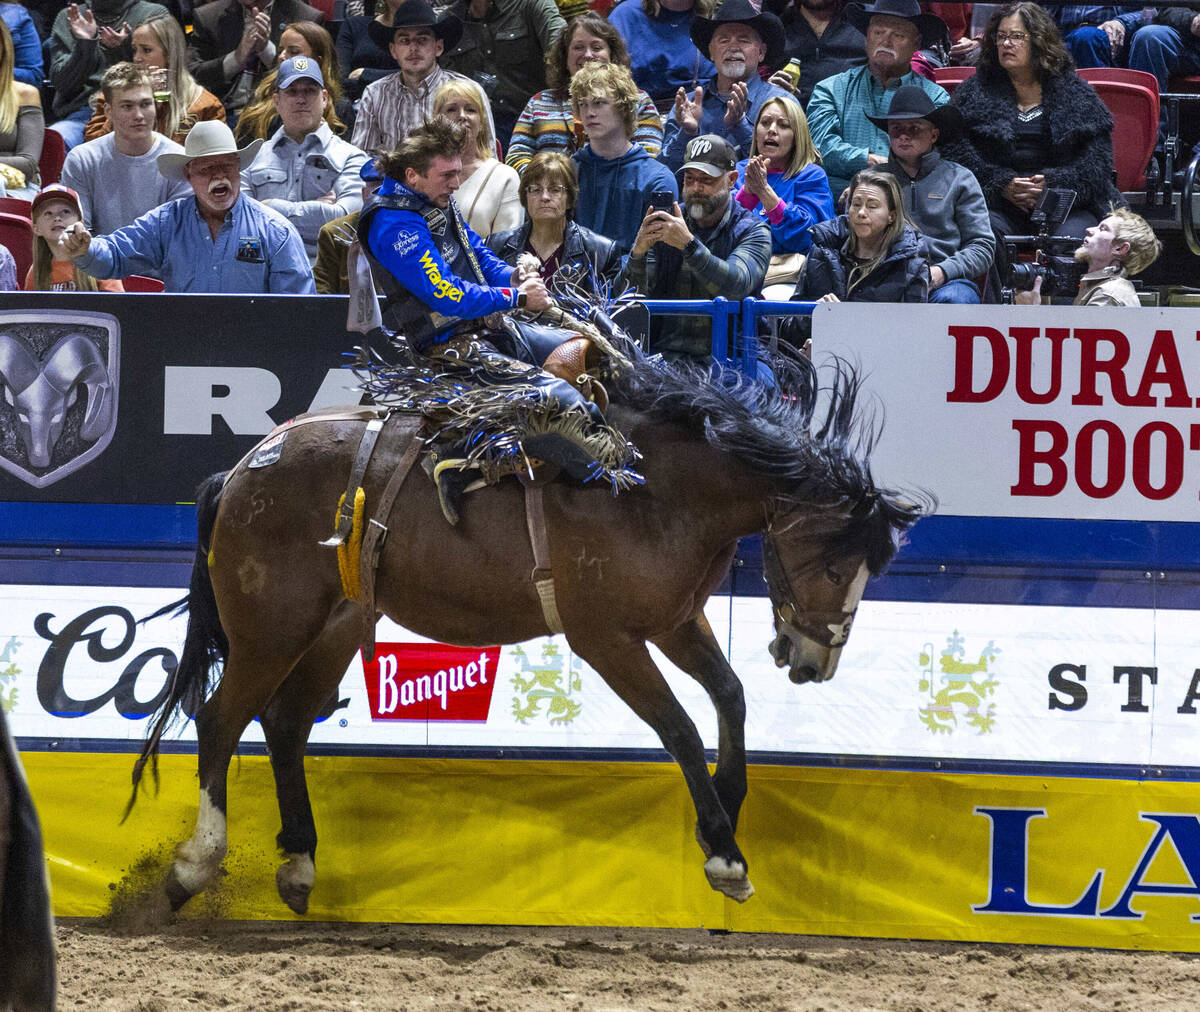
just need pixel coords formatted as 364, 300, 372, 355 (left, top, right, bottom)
788, 664, 819, 684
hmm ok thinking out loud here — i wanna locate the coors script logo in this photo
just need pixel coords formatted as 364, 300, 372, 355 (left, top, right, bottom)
0, 311, 119, 488
363, 643, 501, 721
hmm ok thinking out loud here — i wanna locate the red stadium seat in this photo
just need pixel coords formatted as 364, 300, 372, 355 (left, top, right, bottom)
930, 65, 976, 95
38, 129, 66, 186
1077, 68, 1159, 191
0, 212, 33, 286
0, 196, 32, 218
121, 274, 165, 292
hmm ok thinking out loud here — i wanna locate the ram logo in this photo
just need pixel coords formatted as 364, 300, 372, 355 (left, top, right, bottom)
0, 312, 119, 488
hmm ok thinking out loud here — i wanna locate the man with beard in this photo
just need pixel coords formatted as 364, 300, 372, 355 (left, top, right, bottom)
661, 0, 793, 172
806, 0, 948, 197
46, 0, 171, 149
625, 133, 771, 361
59, 120, 314, 292
766, 0, 866, 107
1016, 207, 1161, 307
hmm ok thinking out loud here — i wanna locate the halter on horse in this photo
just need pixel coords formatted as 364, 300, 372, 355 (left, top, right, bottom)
129, 347, 926, 912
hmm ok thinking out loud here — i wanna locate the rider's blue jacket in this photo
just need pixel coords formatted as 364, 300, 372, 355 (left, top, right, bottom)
360, 176, 518, 348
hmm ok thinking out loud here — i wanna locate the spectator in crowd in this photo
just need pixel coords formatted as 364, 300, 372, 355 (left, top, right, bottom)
47, 0, 170, 149
944, 1, 1120, 284
26, 183, 124, 290
241, 57, 368, 262
440, 0, 566, 148
0, 241, 14, 290
791, 168, 928, 304
607, 0, 716, 110
486, 151, 623, 293
806, 0, 948, 197
337, 0, 406, 101
868, 85, 993, 303
734, 94, 833, 297
0, 18, 41, 199
85, 14, 226, 145
187, 0, 325, 121
60, 119, 314, 292
62, 63, 191, 234
0, 0, 43, 88
766, 0, 865, 107
314, 156, 382, 294
1128, 7, 1200, 100
506, 14, 662, 176
662, 0, 792, 172
1049, 5, 1143, 70
1017, 206, 1161, 306
236, 22, 350, 142
432, 78, 521, 238
351, 1, 467, 155
626, 133, 771, 360
570, 62, 677, 252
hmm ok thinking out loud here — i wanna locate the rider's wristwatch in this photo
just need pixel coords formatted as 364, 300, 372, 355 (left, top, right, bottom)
516, 292, 528, 309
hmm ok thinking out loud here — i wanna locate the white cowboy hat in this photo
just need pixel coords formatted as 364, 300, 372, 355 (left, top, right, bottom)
157, 121, 264, 181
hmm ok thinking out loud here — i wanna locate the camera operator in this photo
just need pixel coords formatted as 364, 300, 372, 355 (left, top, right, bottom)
1014, 207, 1161, 307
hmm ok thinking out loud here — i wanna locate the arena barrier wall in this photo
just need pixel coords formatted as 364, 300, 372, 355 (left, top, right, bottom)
5, 296, 1200, 949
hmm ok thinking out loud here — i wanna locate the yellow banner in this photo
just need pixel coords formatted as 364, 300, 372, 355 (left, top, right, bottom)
24, 753, 1200, 949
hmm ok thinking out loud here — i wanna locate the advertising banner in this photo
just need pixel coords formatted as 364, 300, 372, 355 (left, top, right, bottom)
814, 303, 1200, 522
5, 581, 1200, 770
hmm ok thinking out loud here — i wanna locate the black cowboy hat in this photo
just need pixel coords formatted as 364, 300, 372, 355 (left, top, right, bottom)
368, 0, 463, 51
844, 0, 947, 50
864, 84, 964, 141
690, 0, 787, 73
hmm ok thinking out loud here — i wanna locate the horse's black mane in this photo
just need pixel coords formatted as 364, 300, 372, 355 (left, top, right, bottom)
605, 343, 930, 573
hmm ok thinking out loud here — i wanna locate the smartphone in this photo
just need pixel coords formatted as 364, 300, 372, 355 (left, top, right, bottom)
648, 190, 675, 213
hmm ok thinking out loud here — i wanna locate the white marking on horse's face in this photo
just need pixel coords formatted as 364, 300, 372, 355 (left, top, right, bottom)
173, 788, 228, 895
827, 562, 870, 647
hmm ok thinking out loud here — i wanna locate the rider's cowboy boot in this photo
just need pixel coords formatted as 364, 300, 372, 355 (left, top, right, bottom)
433, 457, 471, 526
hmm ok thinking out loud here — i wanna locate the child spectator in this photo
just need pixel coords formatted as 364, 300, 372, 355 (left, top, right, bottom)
25, 184, 124, 291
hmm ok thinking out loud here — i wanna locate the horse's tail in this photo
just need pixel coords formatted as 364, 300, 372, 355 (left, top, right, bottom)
125, 472, 230, 819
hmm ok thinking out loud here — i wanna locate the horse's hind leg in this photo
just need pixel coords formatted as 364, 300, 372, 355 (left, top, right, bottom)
166, 638, 319, 910
259, 601, 363, 914
575, 639, 753, 903
654, 615, 747, 833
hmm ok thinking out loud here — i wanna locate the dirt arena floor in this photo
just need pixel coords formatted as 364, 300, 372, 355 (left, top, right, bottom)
55, 918, 1200, 1011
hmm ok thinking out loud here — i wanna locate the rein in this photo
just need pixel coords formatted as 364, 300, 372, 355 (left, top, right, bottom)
763, 519, 856, 649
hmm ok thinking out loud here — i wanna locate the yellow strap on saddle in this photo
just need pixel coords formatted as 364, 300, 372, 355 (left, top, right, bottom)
334, 486, 367, 600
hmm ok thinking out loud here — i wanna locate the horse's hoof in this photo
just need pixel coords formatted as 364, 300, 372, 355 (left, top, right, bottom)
704, 856, 755, 903
164, 868, 194, 912
276, 854, 315, 915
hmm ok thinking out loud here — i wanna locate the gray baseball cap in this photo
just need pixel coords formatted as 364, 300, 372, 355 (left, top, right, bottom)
679, 134, 738, 177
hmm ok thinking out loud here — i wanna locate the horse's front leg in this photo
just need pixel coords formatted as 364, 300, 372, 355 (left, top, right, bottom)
574, 639, 753, 902
653, 614, 747, 833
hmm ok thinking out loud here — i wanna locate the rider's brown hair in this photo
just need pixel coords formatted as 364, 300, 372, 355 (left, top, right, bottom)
376, 118, 469, 181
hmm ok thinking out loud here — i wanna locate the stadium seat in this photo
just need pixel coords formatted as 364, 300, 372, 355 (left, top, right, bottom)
0, 196, 32, 218
0, 212, 33, 285
1077, 68, 1159, 190
930, 65, 976, 94
121, 275, 165, 292
38, 129, 66, 186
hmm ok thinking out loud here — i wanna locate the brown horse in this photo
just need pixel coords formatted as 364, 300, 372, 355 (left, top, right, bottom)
132, 352, 924, 913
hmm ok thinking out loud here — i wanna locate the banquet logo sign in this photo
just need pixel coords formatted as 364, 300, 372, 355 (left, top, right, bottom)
946, 325, 1199, 503
362, 643, 500, 721
917, 632, 999, 735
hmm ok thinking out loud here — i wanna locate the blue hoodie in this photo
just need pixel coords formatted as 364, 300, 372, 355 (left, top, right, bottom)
572, 145, 678, 255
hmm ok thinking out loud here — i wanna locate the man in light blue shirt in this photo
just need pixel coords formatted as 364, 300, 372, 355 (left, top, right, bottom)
806, 0, 948, 197
241, 56, 369, 262
60, 120, 314, 293
661, 0, 793, 173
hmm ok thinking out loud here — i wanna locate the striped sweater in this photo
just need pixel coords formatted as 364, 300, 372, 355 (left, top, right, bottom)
505, 88, 663, 175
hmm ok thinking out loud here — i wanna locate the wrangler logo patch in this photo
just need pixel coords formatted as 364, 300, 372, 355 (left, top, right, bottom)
419, 250, 464, 302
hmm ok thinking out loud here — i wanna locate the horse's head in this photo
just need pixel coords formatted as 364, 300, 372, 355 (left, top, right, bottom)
764, 490, 925, 685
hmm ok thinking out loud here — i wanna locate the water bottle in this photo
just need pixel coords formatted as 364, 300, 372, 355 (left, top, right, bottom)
779, 58, 802, 92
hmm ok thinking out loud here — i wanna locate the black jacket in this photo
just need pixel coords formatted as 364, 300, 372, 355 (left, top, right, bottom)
773, 3, 866, 108
944, 67, 1122, 219
486, 219, 623, 295
793, 216, 929, 304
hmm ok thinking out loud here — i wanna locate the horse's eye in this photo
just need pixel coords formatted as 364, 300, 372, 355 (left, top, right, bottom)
825, 566, 842, 585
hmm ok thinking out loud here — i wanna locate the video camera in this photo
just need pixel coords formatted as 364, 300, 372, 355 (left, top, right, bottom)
1002, 187, 1087, 302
